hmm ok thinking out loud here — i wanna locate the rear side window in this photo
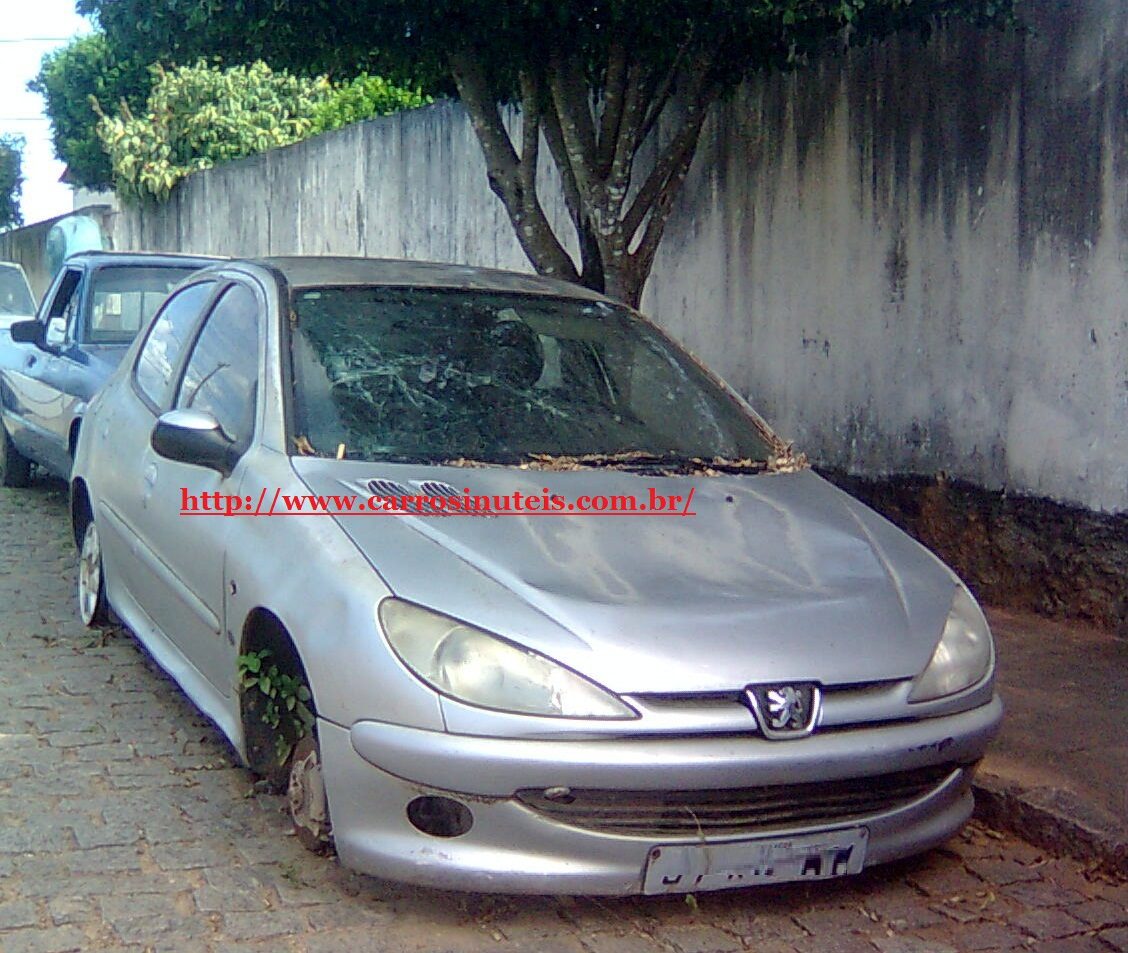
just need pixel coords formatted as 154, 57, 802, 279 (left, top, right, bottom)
134, 281, 215, 410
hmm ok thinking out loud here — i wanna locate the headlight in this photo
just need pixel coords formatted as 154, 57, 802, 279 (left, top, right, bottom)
378, 599, 636, 719
908, 585, 994, 703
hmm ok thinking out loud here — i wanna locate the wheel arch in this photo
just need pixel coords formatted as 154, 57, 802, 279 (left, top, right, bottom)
238, 607, 317, 781
70, 477, 93, 548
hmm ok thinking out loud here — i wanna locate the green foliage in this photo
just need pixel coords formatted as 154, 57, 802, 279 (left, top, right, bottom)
29, 33, 152, 191
80, 0, 1015, 104
0, 136, 24, 230
82, 0, 1015, 300
238, 648, 314, 765
311, 73, 431, 134
96, 59, 333, 201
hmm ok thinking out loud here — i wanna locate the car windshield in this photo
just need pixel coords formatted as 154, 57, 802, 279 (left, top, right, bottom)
87, 266, 198, 344
0, 266, 35, 316
289, 286, 775, 467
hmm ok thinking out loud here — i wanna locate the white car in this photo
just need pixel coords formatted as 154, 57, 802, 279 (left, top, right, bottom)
0, 261, 36, 331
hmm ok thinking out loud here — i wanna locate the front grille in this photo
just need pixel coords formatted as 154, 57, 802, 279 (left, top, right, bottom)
514, 763, 959, 837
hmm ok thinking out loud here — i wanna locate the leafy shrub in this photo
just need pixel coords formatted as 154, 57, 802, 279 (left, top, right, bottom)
96, 59, 333, 201
312, 73, 431, 134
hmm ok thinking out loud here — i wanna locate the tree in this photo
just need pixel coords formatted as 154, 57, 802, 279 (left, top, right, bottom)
0, 136, 24, 230
29, 33, 153, 191
81, 0, 1014, 307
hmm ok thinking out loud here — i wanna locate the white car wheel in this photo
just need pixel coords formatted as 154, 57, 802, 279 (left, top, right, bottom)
78, 520, 109, 626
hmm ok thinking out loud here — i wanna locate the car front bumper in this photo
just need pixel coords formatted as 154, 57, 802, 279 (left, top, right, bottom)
318, 693, 1003, 894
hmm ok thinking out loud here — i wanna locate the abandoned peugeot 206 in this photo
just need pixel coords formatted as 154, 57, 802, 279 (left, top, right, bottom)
70, 256, 1001, 895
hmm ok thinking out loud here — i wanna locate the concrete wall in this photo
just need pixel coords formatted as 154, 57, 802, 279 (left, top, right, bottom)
1, 215, 64, 300
106, 0, 1128, 514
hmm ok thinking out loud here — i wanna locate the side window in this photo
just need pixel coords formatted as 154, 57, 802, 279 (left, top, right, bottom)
44, 268, 82, 346
47, 269, 82, 322
175, 284, 260, 449
134, 281, 216, 410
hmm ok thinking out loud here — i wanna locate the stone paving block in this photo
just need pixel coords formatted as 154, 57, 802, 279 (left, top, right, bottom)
150, 842, 233, 871
46, 896, 92, 927
63, 845, 145, 875
1068, 898, 1128, 928
0, 925, 88, 953
304, 902, 392, 931
793, 905, 883, 936
967, 857, 1045, 885
1100, 927, 1128, 952
872, 938, 957, 953
578, 931, 676, 953
790, 934, 879, 953
1002, 879, 1089, 907
1012, 905, 1089, 940
221, 910, 308, 941
108, 913, 214, 946
657, 924, 742, 953
952, 920, 1030, 950
301, 931, 401, 953
0, 899, 40, 930
1034, 938, 1116, 953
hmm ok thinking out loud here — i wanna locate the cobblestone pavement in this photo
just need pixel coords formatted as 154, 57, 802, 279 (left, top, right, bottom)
1, 480, 1125, 953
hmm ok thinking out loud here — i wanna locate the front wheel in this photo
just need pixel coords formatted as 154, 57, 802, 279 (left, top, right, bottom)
78, 520, 110, 626
288, 733, 333, 853
0, 425, 32, 488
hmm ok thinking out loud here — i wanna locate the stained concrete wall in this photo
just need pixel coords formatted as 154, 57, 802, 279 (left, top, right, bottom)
108, 0, 1128, 514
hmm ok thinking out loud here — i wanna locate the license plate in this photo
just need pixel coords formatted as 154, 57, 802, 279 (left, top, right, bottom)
642, 827, 868, 894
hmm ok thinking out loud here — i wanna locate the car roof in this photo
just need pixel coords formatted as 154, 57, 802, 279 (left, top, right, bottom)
238, 256, 614, 303
62, 250, 224, 269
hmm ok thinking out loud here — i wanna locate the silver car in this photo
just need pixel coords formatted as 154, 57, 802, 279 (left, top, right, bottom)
71, 257, 1001, 895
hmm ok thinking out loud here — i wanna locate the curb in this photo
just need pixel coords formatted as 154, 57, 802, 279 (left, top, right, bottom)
973, 772, 1128, 878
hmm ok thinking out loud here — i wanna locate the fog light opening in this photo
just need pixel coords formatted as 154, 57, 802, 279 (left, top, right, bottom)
406, 796, 474, 837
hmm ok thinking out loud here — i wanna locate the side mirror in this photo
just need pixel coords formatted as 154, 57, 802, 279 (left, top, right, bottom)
44, 316, 67, 348
8, 320, 42, 345
151, 409, 239, 477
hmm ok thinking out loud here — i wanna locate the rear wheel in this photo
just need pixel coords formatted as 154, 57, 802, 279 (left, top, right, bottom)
0, 425, 31, 488
288, 733, 333, 853
78, 520, 110, 626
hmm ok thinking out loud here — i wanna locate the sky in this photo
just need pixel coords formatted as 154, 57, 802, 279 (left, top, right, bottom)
0, 0, 94, 226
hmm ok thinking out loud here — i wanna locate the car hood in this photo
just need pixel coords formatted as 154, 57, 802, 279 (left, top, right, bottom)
292, 461, 957, 693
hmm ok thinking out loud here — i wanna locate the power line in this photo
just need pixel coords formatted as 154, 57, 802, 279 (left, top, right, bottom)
0, 37, 82, 43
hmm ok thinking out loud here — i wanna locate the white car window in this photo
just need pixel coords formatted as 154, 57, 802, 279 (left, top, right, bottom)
134, 281, 215, 410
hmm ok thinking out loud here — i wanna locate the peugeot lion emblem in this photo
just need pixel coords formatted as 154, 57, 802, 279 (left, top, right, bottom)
745, 683, 821, 739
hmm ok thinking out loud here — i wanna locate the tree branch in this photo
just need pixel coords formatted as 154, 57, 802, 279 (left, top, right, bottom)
638, 30, 696, 146
517, 70, 540, 196
546, 50, 599, 204
622, 60, 718, 241
596, 39, 628, 176
449, 51, 578, 283
628, 85, 717, 282
542, 105, 605, 291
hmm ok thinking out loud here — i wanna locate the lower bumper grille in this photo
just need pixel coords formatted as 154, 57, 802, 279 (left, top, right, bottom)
514, 763, 962, 837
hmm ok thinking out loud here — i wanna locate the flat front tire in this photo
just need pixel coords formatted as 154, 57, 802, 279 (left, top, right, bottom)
0, 426, 31, 488
288, 733, 333, 853
78, 520, 110, 627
